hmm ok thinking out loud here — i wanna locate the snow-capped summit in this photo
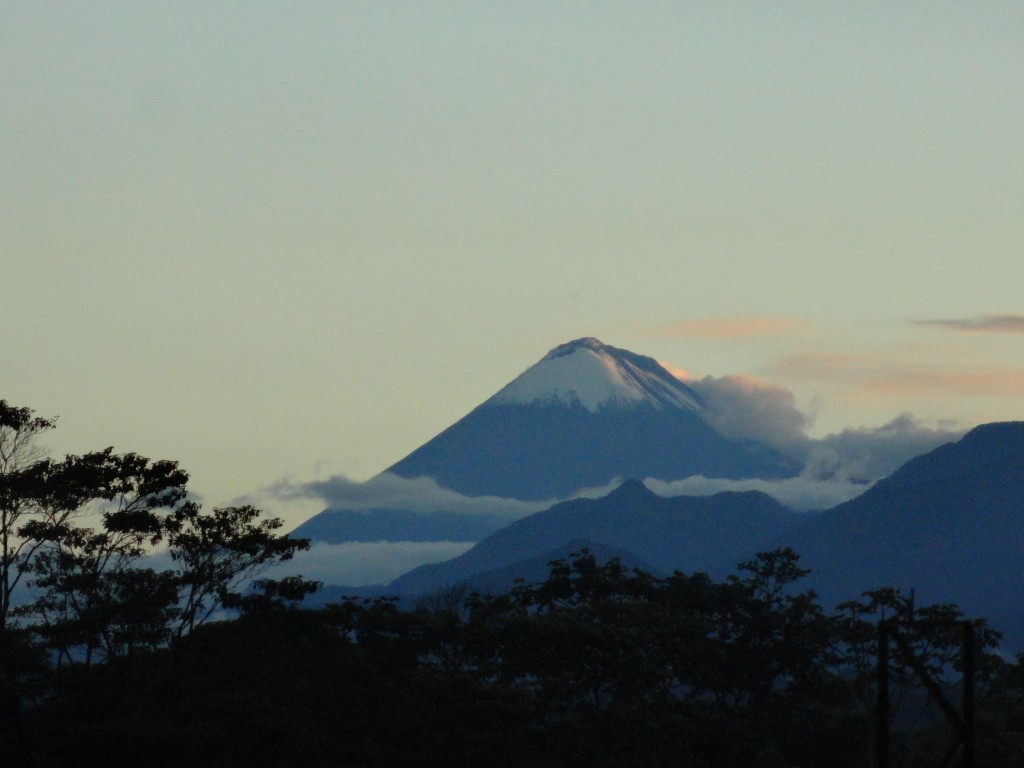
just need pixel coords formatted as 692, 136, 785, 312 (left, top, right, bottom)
383, 338, 800, 500
489, 337, 704, 413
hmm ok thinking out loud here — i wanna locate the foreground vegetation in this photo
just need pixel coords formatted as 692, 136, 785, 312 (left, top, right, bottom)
4, 548, 1024, 767
4, 399, 1024, 766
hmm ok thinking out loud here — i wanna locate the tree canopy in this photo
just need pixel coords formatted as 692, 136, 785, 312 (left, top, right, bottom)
0, 399, 314, 665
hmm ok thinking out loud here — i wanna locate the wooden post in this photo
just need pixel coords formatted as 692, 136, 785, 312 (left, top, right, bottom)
876, 621, 889, 768
962, 622, 974, 768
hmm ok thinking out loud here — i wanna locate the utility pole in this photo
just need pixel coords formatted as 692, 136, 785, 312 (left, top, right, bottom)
875, 619, 976, 768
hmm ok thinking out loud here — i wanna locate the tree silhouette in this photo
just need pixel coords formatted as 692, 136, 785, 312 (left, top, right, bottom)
0, 400, 58, 631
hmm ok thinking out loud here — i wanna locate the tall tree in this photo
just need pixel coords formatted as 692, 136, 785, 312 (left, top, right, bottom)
0, 400, 57, 632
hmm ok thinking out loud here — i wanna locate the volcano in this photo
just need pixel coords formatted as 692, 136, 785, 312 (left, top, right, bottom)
383, 337, 799, 500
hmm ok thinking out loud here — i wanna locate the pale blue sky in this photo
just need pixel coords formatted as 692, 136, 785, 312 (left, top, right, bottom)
3, 2, 1023, 523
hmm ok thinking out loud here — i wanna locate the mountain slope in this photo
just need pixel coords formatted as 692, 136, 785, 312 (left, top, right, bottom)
430, 538, 660, 598
788, 421, 1024, 615
384, 338, 799, 499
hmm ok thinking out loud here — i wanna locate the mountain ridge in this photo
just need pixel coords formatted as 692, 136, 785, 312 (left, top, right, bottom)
385, 482, 796, 594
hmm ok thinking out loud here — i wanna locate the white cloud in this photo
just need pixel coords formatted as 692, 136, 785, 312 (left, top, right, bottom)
672, 371, 962, 482
805, 413, 963, 481
270, 470, 630, 521
683, 374, 810, 458
274, 472, 546, 518
643, 475, 870, 512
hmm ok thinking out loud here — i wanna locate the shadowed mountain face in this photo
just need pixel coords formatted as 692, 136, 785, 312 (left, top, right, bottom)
384, 338, 800, 499
787, 421, 1024, 616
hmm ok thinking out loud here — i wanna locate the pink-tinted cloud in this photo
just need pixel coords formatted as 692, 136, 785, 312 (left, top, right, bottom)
658, 362, 693, 381
916, 314, 1024, 334
653, 315, 803, 340
860, 369, 1024, 398
775, 352, 1024, 399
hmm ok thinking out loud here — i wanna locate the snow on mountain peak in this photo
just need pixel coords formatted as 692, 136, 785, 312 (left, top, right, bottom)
488, 338, 705, 413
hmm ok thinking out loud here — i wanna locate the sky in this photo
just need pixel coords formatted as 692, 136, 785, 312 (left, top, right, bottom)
4, 3, 1023, 540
